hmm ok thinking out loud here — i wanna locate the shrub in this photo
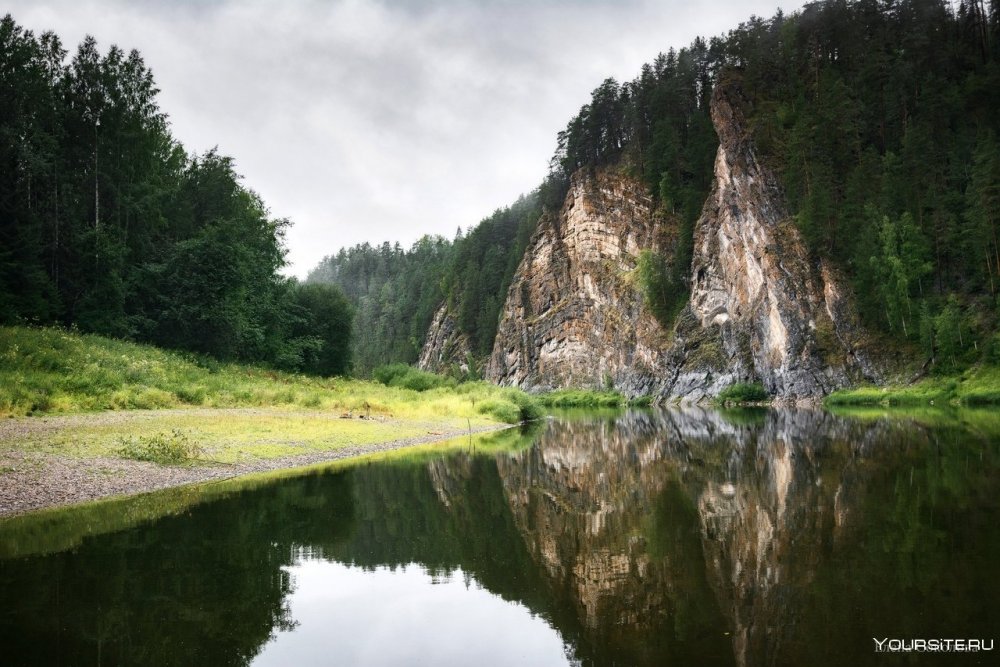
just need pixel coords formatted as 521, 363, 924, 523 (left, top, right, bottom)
174, 385, 207, 405
716, 382, 769, 404
372, 363, 411, 385
539, 389, 625, 408
372, 364, 454, 392
476, 390, 542, 423
504, 389, 543, 421
116, 430, 202, 464
476, 398, 522, 424
629, 395, 654, 407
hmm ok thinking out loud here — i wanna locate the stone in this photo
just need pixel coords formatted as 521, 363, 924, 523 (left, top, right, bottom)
433, 72, 879, 402
417, 304, 472, 375
485, 168, 676, 396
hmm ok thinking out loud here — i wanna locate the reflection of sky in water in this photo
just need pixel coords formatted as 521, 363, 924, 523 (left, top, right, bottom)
252, 560, 571, 667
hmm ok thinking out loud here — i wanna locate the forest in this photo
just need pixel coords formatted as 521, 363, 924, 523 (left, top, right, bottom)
311, 0, 1000, 376
0, 15, 351, 376
552, 0, 1000, 370
4, 0, 1000, 379
306, 188, 556, 374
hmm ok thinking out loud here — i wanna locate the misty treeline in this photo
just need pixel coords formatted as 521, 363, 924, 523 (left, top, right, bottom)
315, 0, 1000, 374
0, 15, 351, 376
308, 188, 558, 374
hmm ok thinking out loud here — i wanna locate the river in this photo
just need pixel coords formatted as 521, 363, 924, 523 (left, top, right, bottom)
1, 407, 998, 666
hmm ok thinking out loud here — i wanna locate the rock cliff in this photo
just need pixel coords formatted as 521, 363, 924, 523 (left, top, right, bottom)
422, 72, 875, 400
484, 169, 676, 395
683, 75, 874, 399
473, 73, 875, 401
417, 304, 472, 374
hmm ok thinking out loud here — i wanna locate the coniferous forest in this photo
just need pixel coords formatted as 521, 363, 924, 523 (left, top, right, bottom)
0, 15, 352, 376
307, 189, 556, 374
311, 0, 1000, 375
4, 0, 1000, 378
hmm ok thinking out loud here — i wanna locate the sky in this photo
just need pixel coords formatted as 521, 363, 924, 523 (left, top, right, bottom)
6, 0, 804, 278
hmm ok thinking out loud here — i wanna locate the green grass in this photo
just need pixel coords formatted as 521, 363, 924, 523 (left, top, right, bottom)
0, 326, 539, 424
825, 366, 1000, 407
715, 382, 770, 404
538, 388, 652, 408
0, 408, 472, 465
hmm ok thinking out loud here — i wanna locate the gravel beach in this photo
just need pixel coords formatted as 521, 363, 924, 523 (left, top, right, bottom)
0, 410, 510, 518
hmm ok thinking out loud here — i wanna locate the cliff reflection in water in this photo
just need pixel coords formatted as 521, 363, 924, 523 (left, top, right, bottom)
482, 408, 1000, 666
1, 408, 997, 666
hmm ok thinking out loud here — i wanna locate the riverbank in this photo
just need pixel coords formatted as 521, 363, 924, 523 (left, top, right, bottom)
0, 326, 540, 423
0, 407, 513, 517
825, 366, 1000, 407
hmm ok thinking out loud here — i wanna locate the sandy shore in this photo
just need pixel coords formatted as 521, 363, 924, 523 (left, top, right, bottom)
0, 410, 510, 518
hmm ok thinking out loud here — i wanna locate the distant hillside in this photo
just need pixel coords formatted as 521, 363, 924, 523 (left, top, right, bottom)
307, 189, 556, 374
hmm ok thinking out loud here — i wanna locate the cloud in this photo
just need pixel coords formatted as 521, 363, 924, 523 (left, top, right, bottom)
5, 0, 803, 277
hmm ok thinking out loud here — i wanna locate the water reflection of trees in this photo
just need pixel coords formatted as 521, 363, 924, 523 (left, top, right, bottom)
1, 408, 997, 666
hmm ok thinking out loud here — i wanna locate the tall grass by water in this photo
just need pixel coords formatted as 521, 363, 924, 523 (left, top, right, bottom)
825, 367, 1000, 407
0, 326, 539, 423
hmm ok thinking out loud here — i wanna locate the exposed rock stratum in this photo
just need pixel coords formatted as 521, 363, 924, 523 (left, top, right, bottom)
422, 74, 877, 401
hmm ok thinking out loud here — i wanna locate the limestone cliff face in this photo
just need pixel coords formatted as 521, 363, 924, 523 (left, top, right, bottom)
485, 170, 674, 395
444, 75, 876, 400
417, 304, 472, 374
682, 77, 874, 399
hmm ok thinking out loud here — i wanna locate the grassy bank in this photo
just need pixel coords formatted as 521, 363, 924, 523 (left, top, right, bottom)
825, 366, 1000, 407
715, 382, 770, 405
538, 388, 652, 408
0, 408, 503, 464
0, 326, 539, 424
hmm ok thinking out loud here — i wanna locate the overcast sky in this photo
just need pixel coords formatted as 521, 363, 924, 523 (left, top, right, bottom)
7, 0, 804, 277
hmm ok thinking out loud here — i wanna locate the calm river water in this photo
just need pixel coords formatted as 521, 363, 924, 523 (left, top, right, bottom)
1, 407, 998, 666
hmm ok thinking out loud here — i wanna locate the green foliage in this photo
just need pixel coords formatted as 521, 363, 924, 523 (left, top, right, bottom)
372, 364, 456, 392
280, 282, 353, 376
308, 191, 548, 374
116, 429, 202, 464
539, 389, 626, 408
868, 210, 933, 337
475, 398, 521, 424
716, 383, 769, 404
308, 236, 453, 374
635, 250, 686, 328
475, 390, 542, 424
989, 332, 1000, 365
0, 17, 351, 376
919, 301, 935, 361
825, 367, 1000, 407
934, 296, 964, 371
504, 389, 543, 422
